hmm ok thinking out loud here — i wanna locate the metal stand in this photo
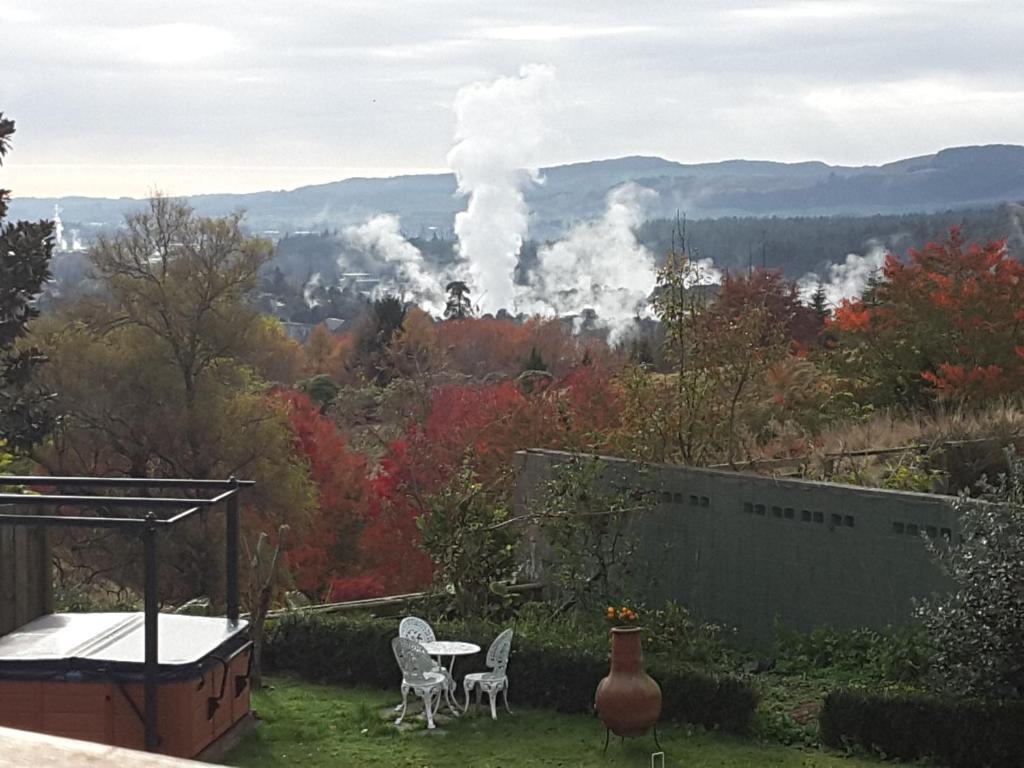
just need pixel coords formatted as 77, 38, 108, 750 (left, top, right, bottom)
601, 726, 663, 755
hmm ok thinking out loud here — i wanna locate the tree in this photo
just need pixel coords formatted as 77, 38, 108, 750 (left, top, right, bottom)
444, 280, 473, 320
809, 282, 830, 324
642, 249, 788, 466
0, 113, 54, 451
351, 296, 406, 385
830, 228, 1024, 407
275, 391, 369, 598
31, 197, 315, 601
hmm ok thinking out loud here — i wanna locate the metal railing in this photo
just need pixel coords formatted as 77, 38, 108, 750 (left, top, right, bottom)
0, 475, 254, 752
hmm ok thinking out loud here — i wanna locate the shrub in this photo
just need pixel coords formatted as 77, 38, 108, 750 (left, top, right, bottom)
917, 446, 1024, 698
774, 622, 931, 685
263, 611, 757, 733
820, 688, 1024, 768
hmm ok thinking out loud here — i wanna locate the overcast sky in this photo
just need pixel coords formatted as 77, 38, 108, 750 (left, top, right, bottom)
2, 0, 1021, 198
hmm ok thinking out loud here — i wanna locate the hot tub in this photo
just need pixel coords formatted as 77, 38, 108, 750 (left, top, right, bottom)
0, 612, 252, 758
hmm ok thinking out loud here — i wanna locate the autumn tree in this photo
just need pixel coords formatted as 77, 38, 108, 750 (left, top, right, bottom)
829, 228, 1024, 407
0, 113, 54, 451
629, 250, 789, 466
717, 269, 820, 348
32, 197, 315, 600
275, 391, 370, 599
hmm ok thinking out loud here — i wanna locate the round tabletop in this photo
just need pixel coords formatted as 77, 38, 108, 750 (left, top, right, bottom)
421, 640, 480, 657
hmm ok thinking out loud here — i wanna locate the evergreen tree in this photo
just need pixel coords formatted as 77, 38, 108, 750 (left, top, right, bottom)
810, 282, 831, 323
444, 280, 473, 320
0, 114, 54, 451
521, 345, 548, 373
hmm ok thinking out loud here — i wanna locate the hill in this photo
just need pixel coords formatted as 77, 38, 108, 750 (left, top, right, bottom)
9, 145, 1024, 238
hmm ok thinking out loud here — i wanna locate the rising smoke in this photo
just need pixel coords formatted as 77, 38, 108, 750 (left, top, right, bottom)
446, 64, 558, 314
517, 184, 658, 344
798, 244, 887, 307
343, 214, 446, 315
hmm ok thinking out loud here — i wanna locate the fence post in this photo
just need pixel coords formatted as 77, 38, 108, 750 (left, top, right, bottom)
143, 511, 160, 752
226, 477, 239, 626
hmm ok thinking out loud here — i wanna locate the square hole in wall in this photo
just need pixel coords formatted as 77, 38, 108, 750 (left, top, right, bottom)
784, 507, 795, 520
801, 509, 812, 522
754, 504, 766, 515
771, 506, 783, 518
813, 511, 824, 523
660, 491, 672, 503
700, 496, 710, 508
906, 523, 919, 535
926, 525, 938, 538
743, 502, 753, 514
844, 515, 855, 528
672, 492, 684, 504
892, 522, 905, 534
940, 527, 952, 539
689, 495, 699, 506
830, 513, 842, 527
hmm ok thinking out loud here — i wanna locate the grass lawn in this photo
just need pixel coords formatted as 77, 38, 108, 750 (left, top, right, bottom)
223, 678, 881, 768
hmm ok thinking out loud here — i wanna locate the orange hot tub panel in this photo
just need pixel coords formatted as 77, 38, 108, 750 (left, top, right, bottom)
0, 613, 251, 758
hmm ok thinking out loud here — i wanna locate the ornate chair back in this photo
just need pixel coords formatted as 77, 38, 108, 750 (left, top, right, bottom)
391, 636, 439, 686
486, 628, 514, 676
399, 616, 436, 644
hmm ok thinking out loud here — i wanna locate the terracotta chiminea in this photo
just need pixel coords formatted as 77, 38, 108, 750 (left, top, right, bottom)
595, 626, 662, 749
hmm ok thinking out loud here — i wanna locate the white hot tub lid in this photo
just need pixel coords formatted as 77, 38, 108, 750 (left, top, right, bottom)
0, 613, 248, 666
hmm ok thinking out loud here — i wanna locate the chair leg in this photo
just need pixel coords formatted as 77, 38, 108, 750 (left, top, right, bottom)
395, 686, 409, 725
502, 683, 512, 715
462, 681, 472, 713
488, 688, 498, 720
423, 690, 437, 730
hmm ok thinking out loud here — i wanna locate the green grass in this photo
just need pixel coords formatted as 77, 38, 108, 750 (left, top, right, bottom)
224, 678, 882, 768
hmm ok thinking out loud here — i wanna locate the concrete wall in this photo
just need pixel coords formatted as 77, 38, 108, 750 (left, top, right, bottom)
0, 507, 52, 636
515, 449, 958, 646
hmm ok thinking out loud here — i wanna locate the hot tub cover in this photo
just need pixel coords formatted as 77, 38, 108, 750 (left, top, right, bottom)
0, 613, 249, 666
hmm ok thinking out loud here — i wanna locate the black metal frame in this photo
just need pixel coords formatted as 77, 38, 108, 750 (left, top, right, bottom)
0, 475, 253, 752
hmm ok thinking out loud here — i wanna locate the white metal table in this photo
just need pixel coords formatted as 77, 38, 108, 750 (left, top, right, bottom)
420, 640, 480, 714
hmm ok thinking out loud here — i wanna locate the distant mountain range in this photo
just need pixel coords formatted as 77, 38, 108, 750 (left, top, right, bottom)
10, 144, 1024, 239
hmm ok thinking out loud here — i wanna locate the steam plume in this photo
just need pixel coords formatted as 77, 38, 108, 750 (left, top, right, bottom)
447, 64, 557, 314
343, 214, 446, 315
799, 244, 887, 307
518, 184, 658, 344
303, 272, 324, 308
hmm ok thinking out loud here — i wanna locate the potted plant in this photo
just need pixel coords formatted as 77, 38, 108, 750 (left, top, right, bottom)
595, 605, 662, 748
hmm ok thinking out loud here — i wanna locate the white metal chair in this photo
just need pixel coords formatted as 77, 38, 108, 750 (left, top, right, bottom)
393, 618, 458, 712
398, 615, 436, 643
463, 627, 514, 719
398, 616, 436, 643
391, 636, 448, 729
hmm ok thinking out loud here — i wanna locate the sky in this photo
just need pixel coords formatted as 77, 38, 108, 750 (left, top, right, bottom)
1, 0, 1022, 199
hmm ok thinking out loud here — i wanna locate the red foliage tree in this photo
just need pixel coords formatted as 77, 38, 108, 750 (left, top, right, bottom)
353, 363, 623, 594
274, 390, 371, 598
829, 228, 1024, 405
717, 269, 821, 349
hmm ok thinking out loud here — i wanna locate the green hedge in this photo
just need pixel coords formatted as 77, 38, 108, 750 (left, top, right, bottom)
263, 612, 757, 733
820, 688, 1024, 768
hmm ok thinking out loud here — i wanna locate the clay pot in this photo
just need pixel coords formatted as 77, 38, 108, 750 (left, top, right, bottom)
595, 626, 662, 737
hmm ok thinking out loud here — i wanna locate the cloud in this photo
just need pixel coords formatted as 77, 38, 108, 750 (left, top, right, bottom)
476, 24, 656, 42
2, 0, 1022, 197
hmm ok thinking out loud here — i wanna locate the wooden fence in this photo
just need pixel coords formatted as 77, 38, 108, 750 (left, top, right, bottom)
0, 506, 52, 636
